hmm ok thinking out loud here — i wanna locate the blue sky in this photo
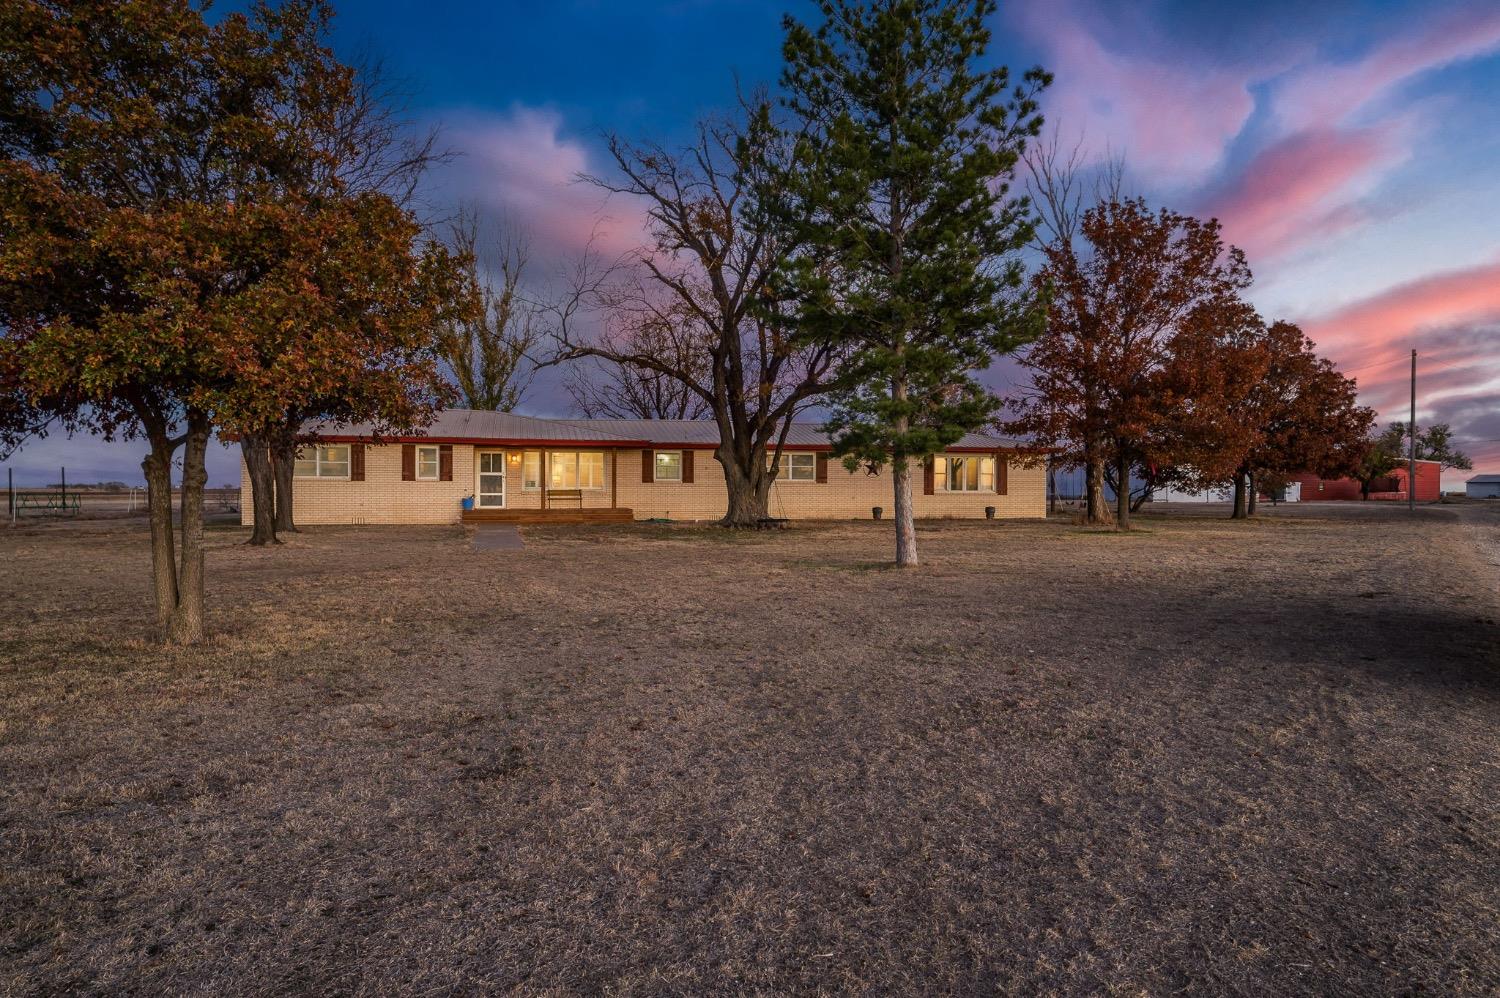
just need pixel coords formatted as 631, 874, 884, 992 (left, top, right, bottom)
8, 0, 1500, 487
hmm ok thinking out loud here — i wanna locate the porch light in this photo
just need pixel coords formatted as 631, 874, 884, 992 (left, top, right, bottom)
508, 452, 522, 465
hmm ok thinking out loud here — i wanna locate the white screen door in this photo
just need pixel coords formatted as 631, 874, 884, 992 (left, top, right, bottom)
477, 451, 506, 508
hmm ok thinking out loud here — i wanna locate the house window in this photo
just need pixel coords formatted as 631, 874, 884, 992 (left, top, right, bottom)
523, 451, 606, 490
415, 445, 440, 480
941, 455, 995, 492
769, 452, 817, 481
293, 444, 350, 479
654, 450, 682, 482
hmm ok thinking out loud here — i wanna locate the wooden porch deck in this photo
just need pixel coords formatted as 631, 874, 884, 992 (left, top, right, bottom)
461, 507, 635, 525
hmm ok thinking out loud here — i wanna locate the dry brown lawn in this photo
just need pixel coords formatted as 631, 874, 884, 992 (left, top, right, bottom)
2, 503, 1497, 995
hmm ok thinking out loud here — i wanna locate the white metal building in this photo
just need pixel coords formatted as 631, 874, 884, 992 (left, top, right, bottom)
1150, 481, 1300, 503
1466, 474, 1500, 499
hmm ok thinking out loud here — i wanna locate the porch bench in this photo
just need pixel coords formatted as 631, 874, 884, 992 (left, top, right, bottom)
545, 488, 584, 508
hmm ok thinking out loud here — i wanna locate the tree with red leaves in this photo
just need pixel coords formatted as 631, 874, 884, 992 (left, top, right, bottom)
1231, 321, 1372, 517
1141, 299, 1271, 508
0, 1, 467, 640
1008, 199, 1251, 530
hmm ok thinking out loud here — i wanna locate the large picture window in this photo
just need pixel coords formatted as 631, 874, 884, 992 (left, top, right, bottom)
293, 444, 350, 479
769, 452, 817, 481
523, 451, 605, 490
941, 455, 995, 492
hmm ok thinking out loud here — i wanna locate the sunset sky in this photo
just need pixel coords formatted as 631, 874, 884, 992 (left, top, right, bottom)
9, 0, 1500, 489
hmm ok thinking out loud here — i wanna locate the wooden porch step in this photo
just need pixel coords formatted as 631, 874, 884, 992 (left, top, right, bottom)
461, 507, 635, 525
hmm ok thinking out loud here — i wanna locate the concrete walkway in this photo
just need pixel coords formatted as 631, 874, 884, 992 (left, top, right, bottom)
472, 524, 525, 551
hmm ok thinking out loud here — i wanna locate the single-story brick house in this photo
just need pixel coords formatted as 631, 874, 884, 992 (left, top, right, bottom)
241, 409, 1045, 525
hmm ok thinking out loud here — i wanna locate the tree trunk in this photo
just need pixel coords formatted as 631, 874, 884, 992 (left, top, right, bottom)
1084, 453, 1112, 525
242, 436, 278, 545
714, 444, 775, 527
166, 413, 210, 645
889, 370, 918, 566
272, 435, 299, 533
1114, 452, 1131, 531
1046, 457, 1056, 515
1231, 472, 1249, 519
1247, 472, 1259, 517
892, 458, 917, 567
141, 437, 179, 629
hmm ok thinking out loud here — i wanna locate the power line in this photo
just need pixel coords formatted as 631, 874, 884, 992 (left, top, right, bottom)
1343, 354, 1407, 376
1421, 355, 1479, 378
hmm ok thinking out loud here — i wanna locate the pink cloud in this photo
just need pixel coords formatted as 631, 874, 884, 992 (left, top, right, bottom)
1300, 267, 1500, 478
1008, 0, 1271, 186
444, 108, 648, 260
1204, 125, 1405, 258
1305, 258, 1500, 352
1274, 5, 1500, 130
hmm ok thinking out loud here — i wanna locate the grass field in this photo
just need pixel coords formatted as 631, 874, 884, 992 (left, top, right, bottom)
2, 503, 1497, 994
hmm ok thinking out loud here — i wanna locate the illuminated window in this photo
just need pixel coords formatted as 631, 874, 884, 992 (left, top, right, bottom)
940, 456, 995, 492
654, 451, 682, 482
524, 451, 605, 490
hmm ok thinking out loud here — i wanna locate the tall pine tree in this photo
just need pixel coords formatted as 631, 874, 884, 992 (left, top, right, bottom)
779, 0, 1049, 565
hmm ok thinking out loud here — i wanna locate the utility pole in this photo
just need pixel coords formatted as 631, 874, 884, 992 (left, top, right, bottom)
1408, 349, 1416, 513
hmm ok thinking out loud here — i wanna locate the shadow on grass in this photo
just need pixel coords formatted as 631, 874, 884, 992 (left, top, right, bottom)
787, 558, 899, 573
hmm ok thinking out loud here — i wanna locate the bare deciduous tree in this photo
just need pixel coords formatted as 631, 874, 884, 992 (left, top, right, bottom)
437, 209, 541, 412
549, 100, 842, 527
562, 309, 710, 420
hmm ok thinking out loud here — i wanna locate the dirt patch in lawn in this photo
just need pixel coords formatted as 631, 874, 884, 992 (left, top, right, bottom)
2, 503, 1497, 994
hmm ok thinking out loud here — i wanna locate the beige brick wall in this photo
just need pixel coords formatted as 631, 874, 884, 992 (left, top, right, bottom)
618, 449, 1044, 521
243, 445, 1046, 525
242, 444, 478, 525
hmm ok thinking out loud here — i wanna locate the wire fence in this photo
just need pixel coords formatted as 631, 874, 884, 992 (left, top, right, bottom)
5, 472, 240, 524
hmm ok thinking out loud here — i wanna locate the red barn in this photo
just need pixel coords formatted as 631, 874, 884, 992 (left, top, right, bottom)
1294, 459, 1441, 502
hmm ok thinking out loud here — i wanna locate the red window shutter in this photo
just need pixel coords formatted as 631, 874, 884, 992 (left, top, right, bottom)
401, 444, 415, 481
815, 453, 828, 484
438, 444, 453, 481
350, 444, 365, 482
995, 452, 1008, 495
642, 449, 654, 483
923, 457, 935, 495
681, 449, 694, 484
